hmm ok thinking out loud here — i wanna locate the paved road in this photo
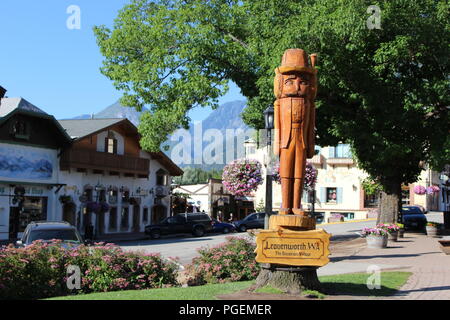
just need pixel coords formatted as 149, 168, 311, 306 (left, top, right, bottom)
118, 219, 377, 266
118, 213, 444, 267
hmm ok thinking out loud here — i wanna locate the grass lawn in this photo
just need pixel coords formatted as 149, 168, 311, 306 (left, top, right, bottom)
47, 281, 255, 300
320, 271, 412, 297
47, 271, 411, 300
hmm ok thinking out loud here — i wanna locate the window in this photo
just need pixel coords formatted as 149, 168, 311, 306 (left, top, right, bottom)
335, 212, 355, 221
143, 208, 149, 224
109, 207, 117, 231
98, 190, 107, 202
83, 188, 93, 202
326, 188, 337, 203
108, 188, 118, 205
246, 146, 256, 156
364, 192, 380, 208
156, 169, 168, 186
120, 207, 129, 231
329, 144, 352, 158
401, 186, 410, 205
11, 120, 29, 139
105, 138, 117, 154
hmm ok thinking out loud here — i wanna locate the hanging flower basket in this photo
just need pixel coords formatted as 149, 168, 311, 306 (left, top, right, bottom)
86, 201, 101, 214
426, 185, 440, 195
222, 159, 263, 197
413, 185, 426, 195
99, 202, 110, 213
59, 195, 73, 204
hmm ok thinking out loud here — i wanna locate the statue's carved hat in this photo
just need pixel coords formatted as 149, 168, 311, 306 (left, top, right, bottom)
277, 48, 317, 75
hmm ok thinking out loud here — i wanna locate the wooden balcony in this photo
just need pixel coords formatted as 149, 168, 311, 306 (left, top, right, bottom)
60, 149, 150, 176
327, 157, 355, 166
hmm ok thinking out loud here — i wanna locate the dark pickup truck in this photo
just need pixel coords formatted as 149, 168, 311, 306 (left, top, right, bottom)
144, 213, 213, 239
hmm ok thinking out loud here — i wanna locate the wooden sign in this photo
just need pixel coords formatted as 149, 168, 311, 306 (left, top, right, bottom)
256, 229, 331, 267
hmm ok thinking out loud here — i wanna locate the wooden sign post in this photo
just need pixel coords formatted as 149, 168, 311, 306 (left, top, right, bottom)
256, 229, 330, 267
254, 49, 330, 294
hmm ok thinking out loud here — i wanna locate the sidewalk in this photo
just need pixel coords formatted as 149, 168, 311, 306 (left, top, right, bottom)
322, 233, 450, 300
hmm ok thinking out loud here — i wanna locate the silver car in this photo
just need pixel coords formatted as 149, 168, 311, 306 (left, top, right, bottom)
16, 221, 85, 248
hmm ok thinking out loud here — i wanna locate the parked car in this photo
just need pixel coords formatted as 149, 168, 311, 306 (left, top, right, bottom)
233, 212, 266, 232
144, 212, 213, 239
401, 206, 427, 230
211, 219, 236, 234
16, 221, 84, 248
415, 205, 428, 214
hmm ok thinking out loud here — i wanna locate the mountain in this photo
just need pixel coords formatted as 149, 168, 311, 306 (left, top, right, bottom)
69, 100, 254, 170
164, 100, 255, 170
64, 101, 144, 126
94, 101, 144, 126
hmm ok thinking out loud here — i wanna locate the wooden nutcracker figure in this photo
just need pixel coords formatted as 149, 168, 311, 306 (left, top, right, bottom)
274, 49, 318, 216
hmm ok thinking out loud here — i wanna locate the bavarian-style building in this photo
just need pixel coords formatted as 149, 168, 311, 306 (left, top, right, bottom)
0, 90, 183, 242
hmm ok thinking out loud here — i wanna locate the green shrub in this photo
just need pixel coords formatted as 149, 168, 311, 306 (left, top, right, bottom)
186, 236, 260, 284
0, 241, 179, 300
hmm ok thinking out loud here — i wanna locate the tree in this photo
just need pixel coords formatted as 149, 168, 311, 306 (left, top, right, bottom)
94, 0, 449, 237
173, 167, 223, 185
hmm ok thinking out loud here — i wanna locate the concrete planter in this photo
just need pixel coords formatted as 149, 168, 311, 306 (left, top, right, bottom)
398, 228, 405, 238
388, 232, 398, 242
426, 226, 438, 237
366, 234, 388, 249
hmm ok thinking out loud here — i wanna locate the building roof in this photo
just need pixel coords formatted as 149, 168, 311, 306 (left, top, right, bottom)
150, 151, 184, 176
58, 118, 126, 139
0, 97, 72, 145
0, 97, 47, 117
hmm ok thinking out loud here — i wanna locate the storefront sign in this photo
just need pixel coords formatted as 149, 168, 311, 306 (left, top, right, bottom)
24, 187, 44, 195
256, 229, 331, 267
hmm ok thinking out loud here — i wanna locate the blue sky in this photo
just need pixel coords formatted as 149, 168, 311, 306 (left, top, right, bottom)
0, 0, 245, 121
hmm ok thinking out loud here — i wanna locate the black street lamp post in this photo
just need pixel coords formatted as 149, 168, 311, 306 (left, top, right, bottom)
264, 105, 274, 229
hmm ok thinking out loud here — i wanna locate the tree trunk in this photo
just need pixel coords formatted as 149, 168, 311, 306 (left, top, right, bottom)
255, 265, 321, 294
377, 181, 402, 224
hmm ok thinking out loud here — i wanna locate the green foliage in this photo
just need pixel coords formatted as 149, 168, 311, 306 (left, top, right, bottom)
186, 237, 260, 284
47, 280, 255, 300
361, 177, 383, 196
255, 199, 265, 213
173, 167, 223, 185
0, 241, 179, 300
95, 0, 449, 222
320, 271, 412, 296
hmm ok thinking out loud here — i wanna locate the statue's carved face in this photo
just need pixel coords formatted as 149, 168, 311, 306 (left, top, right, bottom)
281, 73, 310, 98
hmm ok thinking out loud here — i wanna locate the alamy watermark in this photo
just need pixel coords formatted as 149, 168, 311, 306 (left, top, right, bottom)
169, 124, 275, 166
366, 265, 381, 290
66, 5, 81, 30
367, 5, 381, 30
66, 265, 81, 290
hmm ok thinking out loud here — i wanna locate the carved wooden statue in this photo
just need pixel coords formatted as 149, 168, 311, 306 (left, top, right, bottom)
274, 49, 318, 216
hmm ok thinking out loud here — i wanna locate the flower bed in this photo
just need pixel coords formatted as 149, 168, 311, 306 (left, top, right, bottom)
0, 241, 178, 300
185, 237, 260, 285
